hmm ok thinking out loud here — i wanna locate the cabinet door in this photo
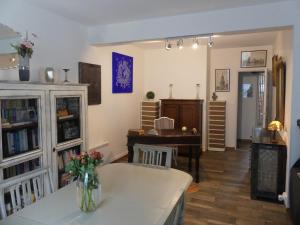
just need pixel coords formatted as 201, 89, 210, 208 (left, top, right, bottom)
53, 144, 82, 189
0, 90, 46, 181
179, 104, 199, 130
50, 91, 86, 148
161, 104, 179, 129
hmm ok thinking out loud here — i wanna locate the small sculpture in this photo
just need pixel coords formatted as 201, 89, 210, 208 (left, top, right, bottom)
212, 92, 218, 101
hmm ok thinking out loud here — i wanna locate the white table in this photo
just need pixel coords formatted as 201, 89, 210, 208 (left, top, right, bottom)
1, 163, 192, 225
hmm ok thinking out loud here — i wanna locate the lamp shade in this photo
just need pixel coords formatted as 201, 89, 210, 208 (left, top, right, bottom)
268, 120, 283, 131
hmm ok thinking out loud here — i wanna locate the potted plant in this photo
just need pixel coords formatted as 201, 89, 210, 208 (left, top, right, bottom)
146, 91, 155, 100
66, 151, 103, 212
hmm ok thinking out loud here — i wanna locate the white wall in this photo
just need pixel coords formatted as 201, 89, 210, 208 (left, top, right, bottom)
209, 46, 273, 148
273, 29, 294, 195
0, 0, 144, 162
0, 0, 88, 82
143, 46, 208, 148
82, 45, 144, 160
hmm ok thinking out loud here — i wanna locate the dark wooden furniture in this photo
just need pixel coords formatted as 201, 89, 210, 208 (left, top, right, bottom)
127, 129, 202, 182
160, 99, 203, 134
78, 62, 101, 105
251, 131, 287, 202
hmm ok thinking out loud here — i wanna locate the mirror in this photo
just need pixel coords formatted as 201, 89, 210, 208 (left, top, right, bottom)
0, 23, 21, 69
272, 55, 286, 125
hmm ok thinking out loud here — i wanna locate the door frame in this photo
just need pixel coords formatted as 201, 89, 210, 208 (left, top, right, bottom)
236, 69, 268, 146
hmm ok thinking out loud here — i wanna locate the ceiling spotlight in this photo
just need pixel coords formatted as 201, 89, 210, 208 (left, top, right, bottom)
10, 57, 16, 63
177, 39, 184, 50
192, 38, 199, 49
208, 36, 214, 48
165, 40, 172, 50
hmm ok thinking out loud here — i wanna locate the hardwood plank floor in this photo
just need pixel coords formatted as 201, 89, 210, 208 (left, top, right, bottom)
115, 149, 292, 225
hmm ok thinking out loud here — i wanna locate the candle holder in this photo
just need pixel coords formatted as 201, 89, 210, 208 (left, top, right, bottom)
169, 84, 173, 99
62, 68, 70, 83
196, 84, 200, 99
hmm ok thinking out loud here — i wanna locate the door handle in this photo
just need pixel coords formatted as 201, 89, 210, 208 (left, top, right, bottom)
53, 147, 56, 152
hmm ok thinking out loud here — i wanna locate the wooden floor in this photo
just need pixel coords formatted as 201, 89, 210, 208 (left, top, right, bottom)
115, 148, 292, 225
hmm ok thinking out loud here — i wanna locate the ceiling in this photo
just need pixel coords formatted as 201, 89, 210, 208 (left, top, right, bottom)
26, 0, 289, 26
132, 30, 280, 49
0, 23, 20, 40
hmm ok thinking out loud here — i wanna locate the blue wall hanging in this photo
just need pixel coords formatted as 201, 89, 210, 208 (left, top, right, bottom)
112, 52, 133, 93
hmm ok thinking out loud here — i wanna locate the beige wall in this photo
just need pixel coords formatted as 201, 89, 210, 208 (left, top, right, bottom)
209, 45, 273, 148
143, 46, 208, 149
273, 29, 294, 194
82, 45, 144, 161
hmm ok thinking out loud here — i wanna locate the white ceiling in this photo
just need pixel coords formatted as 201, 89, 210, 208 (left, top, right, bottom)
132, 30, 280, 49
27, 0, 289, 26
0, 23, 20, 40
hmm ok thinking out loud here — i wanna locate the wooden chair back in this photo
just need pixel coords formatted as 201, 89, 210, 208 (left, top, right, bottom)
133, 144, 172, 168
154, 117, 175, 130
0, 168, 53, 219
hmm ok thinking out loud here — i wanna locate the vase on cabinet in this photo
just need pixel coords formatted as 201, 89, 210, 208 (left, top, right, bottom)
18, 54, 30, 81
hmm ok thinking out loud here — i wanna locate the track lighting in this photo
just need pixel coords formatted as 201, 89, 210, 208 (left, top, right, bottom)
192, 38, 199, 49
165, 40, 172, 50
208, 36, 214, 48
177, 39, 183, 50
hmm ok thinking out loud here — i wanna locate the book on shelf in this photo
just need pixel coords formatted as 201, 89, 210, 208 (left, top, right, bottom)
3, 159, 40, 179
58, 114, 74, 120
4, 128, 38, 157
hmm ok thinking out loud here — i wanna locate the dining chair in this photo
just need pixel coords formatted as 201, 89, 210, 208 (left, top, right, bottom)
154, 117, 175, 130
154, 117, 178, 166
133, 144, 172, 168
0, 168, 54, 219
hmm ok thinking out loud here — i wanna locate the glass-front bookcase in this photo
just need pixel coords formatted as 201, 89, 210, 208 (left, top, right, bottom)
50, 91, 86, 190
0, 90, 46, 217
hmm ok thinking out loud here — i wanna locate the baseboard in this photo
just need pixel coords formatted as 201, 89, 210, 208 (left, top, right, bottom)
110, 151, 128, 163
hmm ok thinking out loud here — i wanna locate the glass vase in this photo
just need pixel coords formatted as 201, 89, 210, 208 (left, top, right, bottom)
18, 54, 30, 81
76, 172, 101, 212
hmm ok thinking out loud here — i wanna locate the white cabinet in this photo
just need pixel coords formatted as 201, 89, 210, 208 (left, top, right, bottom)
50, 90, 87, 189
0, 82, 88, 201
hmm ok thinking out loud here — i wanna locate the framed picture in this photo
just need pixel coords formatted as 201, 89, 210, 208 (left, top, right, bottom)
241, 50, 267, 68
79, 62, 101, 105
215, 69, 230, 92
112, 52, 133, 93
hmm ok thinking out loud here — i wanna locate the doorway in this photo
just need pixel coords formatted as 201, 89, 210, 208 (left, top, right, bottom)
237, 71, 267, 149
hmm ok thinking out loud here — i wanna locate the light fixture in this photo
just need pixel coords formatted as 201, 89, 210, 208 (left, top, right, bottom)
268, 120, 283, 142
177, 39, 183, 50
192, 38, 199, 49
165, 40, 172, 50
10, 57, 16, 63
208, 35, 214, 48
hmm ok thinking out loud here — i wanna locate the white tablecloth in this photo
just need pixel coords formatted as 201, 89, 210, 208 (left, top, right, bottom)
1, 163, 192, 225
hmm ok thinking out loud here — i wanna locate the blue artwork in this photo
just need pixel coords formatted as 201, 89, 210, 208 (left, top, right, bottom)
112, 52, 133, 93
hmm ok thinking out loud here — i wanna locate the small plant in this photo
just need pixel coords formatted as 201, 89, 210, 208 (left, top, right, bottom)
146, 91, 155, 100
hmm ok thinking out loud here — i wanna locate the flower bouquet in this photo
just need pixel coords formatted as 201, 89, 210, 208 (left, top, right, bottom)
66, 151, 103, 212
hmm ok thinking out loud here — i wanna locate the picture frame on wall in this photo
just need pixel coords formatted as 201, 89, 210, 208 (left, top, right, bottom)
112, 52, 133, 93
215, 69, 230, 92
78, 62, 101, 105
241, 50, 267, 68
